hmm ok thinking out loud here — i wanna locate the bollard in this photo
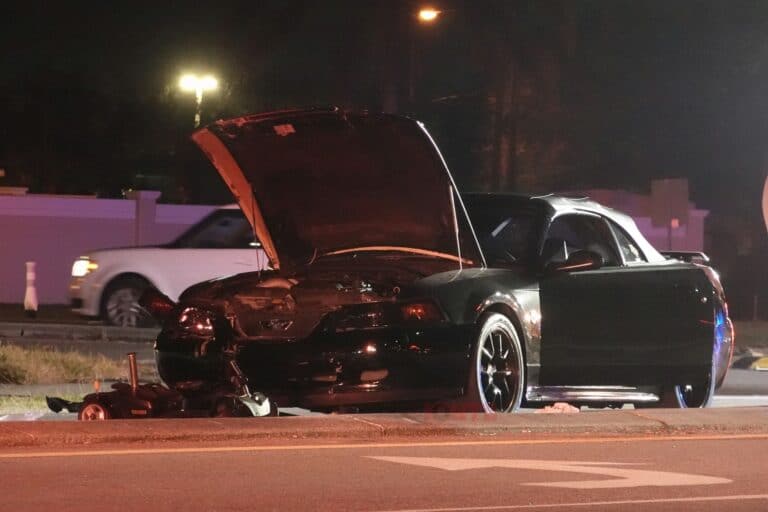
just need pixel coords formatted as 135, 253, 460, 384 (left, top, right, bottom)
23, 261, 38, 318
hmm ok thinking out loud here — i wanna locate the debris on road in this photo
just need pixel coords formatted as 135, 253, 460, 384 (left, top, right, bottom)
534, 402, 580, 414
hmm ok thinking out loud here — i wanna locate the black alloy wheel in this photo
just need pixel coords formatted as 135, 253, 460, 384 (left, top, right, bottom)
469, 313, 525, 413
638, 364, 715, 409
660, 368, 716, 408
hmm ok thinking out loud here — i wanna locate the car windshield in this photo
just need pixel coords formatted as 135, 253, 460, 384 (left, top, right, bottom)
170, 209, 257, 249
463, 196, 543, 266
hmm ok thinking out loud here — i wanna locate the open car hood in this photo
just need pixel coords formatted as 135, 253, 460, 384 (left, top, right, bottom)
192, 108, 484, 270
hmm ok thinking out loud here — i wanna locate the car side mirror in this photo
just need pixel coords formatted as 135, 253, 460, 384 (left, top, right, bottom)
547, 250, 603, 273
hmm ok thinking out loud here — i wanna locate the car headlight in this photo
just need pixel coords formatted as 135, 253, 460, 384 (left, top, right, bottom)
334, 300, 444, 332
71, 257, 98, 277
177, 306, 216, 336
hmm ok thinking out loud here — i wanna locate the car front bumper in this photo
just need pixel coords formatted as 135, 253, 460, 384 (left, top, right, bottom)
155, 324, 474, 410
69, 276, 102, 317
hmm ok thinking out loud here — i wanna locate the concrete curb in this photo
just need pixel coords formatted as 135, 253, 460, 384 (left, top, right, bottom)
0, 408, 767, 448
0, 322, 159, 342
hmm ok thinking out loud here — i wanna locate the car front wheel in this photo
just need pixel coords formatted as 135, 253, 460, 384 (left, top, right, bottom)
467, 313, 525, 413
101, 276, 154, 327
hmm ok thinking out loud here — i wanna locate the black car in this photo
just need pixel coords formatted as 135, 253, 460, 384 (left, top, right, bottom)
149, 108, 734, 415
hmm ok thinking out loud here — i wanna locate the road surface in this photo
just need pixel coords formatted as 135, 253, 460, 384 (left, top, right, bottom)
1, 433, 767, 511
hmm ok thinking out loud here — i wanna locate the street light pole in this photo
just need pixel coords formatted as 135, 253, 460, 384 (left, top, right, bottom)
410, 7, 442, 106
179, 74, 218, 128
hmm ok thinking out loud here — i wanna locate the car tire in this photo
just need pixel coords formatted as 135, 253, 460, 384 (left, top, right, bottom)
638, 364, 715, 409
659, 367, 716, 408
466, 313, 525, 413
101, 275, 154, 327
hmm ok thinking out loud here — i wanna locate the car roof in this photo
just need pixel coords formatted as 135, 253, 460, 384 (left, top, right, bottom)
462, 192, 665, 263
462, 192, 626, 222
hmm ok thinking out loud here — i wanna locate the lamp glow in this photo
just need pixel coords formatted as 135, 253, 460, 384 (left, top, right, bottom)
178, 73, 219, 127
418, 8, 441, 22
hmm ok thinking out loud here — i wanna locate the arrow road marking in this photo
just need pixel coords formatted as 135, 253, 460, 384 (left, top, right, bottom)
369, 456, 731, 489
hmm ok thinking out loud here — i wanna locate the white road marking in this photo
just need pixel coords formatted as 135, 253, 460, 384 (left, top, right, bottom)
370, 456, 731, 489
369, 494, 768, 512
1, 433, 767, 459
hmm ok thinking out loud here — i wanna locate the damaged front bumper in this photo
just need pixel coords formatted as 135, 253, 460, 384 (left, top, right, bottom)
155, 324, 473, 411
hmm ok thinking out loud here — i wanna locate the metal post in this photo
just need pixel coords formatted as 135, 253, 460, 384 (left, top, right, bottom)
127, 352, 139, 396
194, 86, 203, 128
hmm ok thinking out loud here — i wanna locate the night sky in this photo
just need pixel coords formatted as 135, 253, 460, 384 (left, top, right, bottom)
2, 0, 768, 222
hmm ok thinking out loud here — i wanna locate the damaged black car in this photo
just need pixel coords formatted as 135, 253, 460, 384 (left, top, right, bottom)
145, 108, 734, 415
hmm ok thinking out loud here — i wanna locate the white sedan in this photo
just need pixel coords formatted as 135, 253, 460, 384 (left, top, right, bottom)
69, 205, 268, 326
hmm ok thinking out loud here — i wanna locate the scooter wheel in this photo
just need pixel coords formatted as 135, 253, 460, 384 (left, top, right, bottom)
78, 402, 111, 421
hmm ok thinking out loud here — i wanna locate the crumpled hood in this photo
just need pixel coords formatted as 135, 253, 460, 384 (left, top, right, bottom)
191, 108, 483, 271
178, 256, 452, 339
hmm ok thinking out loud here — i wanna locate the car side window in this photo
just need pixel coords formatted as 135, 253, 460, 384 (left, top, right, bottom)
607, 220, 646, 263
176, 211, 257, 249
541, 214, 620, 267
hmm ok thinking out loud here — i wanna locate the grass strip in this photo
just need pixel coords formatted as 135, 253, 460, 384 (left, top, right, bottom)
0, 344, 152, 384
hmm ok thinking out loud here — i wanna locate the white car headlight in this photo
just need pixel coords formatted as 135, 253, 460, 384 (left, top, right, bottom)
71, 258, 98, 278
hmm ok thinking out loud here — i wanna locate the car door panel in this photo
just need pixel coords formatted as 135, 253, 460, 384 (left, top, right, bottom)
539, 263, 713, 386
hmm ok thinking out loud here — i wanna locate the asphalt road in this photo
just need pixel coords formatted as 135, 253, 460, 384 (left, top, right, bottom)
1, 433, 767, 511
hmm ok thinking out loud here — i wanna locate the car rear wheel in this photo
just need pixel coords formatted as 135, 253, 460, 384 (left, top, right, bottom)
467, 313, 525, 413
101, 276, 154, 327
659, 370, 715, 408
638, 366, 715, 409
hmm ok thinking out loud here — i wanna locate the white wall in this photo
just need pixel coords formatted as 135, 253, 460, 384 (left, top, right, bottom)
0, 192, 216, 304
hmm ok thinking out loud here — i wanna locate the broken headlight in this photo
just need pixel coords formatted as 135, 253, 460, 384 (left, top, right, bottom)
333, 300, 444, 332
177, 306, 216, 337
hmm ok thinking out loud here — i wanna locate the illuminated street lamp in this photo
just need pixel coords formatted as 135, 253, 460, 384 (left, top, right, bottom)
179, 73, 218, 128
418, 7, 441, 23
410, 7, 443, 103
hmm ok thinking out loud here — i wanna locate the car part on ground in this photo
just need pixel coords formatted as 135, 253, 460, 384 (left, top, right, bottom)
47, 352, 277, 420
